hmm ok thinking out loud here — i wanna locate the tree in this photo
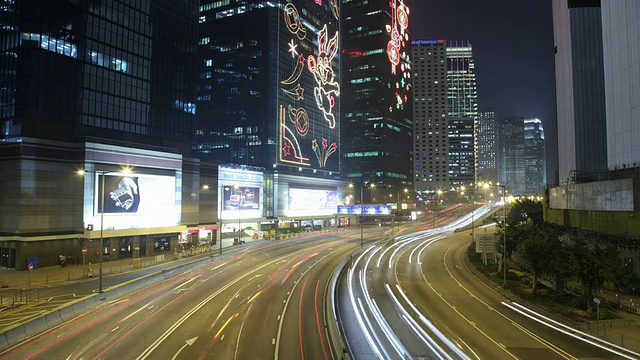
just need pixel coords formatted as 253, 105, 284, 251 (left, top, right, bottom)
516, 225, 560, 294
505, 199, 543, 227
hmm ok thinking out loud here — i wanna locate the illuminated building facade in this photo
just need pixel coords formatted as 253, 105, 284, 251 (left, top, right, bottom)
0, 0, 202, 270
446, 41, 477, 188
552, 0, 607, 184
342, 0, 413, 201
195, 1, 340, 175
524, 118, 546, 195
196, 1, 348, 234
498, 116, 526, 195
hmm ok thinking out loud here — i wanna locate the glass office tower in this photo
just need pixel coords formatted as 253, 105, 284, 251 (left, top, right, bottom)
0, 0, 198, 153
195, 1, 341, 176
341, 0, 413, 201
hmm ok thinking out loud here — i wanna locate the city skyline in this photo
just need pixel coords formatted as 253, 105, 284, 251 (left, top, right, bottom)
411, 0, 557, 184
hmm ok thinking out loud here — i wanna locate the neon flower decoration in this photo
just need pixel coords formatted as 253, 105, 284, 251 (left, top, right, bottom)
387, 0, 410, 74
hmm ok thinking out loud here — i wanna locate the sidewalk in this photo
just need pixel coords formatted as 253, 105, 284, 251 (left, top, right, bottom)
0, 236, 260, 290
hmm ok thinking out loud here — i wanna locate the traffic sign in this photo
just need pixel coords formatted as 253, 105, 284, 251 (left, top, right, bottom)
28, 262, 33, 272
82, 247, 88, 255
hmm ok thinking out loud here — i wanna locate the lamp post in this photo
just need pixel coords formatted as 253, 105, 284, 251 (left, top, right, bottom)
78, 167, 131, 293
360, 185, 364, 248
233, 185, 242, 247
480, 182, 508, 287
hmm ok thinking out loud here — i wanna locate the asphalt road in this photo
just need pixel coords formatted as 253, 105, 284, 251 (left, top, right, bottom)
0, 228, 388, 360
338, 205, 630, 359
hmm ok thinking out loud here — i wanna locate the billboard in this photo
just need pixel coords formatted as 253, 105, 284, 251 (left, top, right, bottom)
96, 174, 175, 215
288, 188, 337, 211
337, 205, 392, 215
277, 1, 340, 173
90, 172, 179, 230
222, 185, 261, 211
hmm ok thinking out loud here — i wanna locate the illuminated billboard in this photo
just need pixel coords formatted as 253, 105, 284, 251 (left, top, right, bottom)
91, 173, 179, 229
218, 166, 264, 220
338, 205, 392, 215
278, 1, 340, 173
222, 185, 261, 211
289, 188, 337, 211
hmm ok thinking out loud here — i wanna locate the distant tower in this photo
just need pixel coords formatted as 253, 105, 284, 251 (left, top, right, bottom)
498, 116, 526, 195
552, 0, 607, 184
477, 110, 497, 184
446, 41, 477, 188
411, 40, 449, 192
524, 118, 546, 195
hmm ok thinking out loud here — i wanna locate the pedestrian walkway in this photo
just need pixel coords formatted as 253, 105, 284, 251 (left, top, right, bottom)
0, 236, 262, 290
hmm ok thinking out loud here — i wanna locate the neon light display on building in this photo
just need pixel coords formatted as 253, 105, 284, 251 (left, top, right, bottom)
387, 0, 412, 112
278, 1, 340, 173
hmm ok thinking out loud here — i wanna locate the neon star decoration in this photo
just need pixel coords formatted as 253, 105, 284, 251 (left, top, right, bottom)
307, 24, 339, 129
288, 39, 298, 57
280, 105, 310, 165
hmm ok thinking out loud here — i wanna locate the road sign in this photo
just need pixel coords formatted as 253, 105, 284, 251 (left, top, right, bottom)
82, 247, 88, 255
28, 262, 33, 272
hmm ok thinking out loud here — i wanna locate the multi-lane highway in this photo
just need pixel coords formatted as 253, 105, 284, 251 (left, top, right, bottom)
0, 228, 386, 360
338, 204, 637, 359
3, 207, 638, 360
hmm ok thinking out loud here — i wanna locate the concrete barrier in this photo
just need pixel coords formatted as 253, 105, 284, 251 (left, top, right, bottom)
325, 248, 361, 360
23, 316, 48, 337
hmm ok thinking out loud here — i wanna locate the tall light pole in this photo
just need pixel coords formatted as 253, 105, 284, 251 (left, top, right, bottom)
233, 185, 241, 246
78, 167, 131, 293
360, 185, 364, 248
480, 182, 508, 287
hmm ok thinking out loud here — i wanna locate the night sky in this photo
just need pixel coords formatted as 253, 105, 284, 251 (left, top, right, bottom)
410, 0, 557, 184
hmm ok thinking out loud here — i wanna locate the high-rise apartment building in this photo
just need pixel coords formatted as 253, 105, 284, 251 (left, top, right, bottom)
498, 116, 526, 195
477, 110, 497, 184
342, 0, 413, 200
524, 118, 546, 195
411, 40, 448, 192
411, 39, 477, 192
552, 0, 607, 184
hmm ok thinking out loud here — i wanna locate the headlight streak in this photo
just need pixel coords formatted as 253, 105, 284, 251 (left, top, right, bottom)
347, 247, 385, 359
359, 247, 412, 358
390, 283, 471, 360
415, 236, 445, 265
505, 302, 640, 359
384, 284, 454, 360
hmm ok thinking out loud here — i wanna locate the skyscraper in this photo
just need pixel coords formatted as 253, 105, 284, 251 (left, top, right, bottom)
498, 116, 526, 195
411, 40, 448, 192
195, 1, 341, 176
552, 0, 607, 184
342, 0, 413, 200
411, 39, 477, 192
0, 0, 198, 153
0, 0, 200, 269
477, 110, 498, 184
524, 118, 546, 195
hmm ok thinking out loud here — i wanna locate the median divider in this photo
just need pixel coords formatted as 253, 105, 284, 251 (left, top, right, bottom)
325, 248, 362, 360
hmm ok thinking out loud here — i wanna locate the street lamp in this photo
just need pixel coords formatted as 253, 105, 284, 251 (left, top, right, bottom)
479, 181, 508, 287
78, 167, 131, 293
233, 185, 242, 248
435, 189, 443, 228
